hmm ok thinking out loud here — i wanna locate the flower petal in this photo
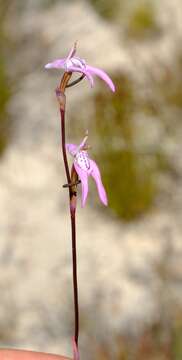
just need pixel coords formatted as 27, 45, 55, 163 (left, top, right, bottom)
45, 58, 65, 69
90, 160, 108, 206
66, 66, 94, 87
74, 162, 88, 207
66, 143, 78, 156
86, 65, 115, 92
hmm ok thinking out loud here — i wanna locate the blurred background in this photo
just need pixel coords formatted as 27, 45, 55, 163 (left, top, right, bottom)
0, 0, 182, 359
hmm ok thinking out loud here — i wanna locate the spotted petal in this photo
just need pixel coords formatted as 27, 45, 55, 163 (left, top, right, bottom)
74, 162, 88, 207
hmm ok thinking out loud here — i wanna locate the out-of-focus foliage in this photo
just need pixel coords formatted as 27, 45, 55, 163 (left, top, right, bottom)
125, 1, 160, 40
91, 73, 165, 220
87, 0, 121, 20
71, 44, 182, 222
88, 0, 160, 41
156, 51, 182, 109
0, 0, 12, 155
71, 58, 181, 221
94, 312, 182, 359
70, 68, 174, 220
98, 149, 156, 220
0, 58, 11, 154
39, 0, 62, 9
173, 316, 182, 360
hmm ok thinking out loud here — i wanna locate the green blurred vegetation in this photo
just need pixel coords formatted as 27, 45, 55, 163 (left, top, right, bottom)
126, 2, 159, 40
70, 70, 173, 221
87, 0, 160, 41
173, 317, 182, 360
71, 50, 182, 221
0, 0, 12, 155
98, 149, 156, 220
39, 0, 61, 8
87, 0, 121, 20
85, 49, 182, 221
156, 53, 182, 109
91, 73, 164, 220
0, 59, 11, 154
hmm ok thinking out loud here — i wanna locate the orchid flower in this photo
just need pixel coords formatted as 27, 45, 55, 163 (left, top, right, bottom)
45, 43, 115, 92
66, 133, 108, 207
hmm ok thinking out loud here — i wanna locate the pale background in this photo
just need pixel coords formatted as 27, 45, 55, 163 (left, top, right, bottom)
0, 1, 182, 359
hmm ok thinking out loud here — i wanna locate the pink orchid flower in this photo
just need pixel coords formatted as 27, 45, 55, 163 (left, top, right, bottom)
45, 44, 115, 92
66, 133, 108, 207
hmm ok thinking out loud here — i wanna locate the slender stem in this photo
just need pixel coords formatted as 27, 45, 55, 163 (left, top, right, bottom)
58, 72, 79, 346
60, 108, 71, 190
71, 210, 79, 344
66, 74, 85, 88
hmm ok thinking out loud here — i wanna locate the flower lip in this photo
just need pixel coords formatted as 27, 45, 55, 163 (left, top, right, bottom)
45, 43, 115, 92
75, 150, 91, 172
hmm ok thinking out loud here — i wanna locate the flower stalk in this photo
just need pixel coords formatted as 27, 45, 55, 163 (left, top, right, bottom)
56, 72, 80, 348
46, 43, 114, 360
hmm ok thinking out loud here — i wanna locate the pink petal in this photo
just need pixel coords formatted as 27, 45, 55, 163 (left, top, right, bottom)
72, 338, 80, 360
67, 66, 94, 87
86, 65, 115, 92
74, 162, 88, 207
66, 143, 78, 156
45, 58, 65, 69
90, 160, 108, 206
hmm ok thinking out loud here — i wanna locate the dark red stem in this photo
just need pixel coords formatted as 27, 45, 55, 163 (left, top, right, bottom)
70, 209, 79, 344
59, 102, 79, 346
60, 109, 71, 188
